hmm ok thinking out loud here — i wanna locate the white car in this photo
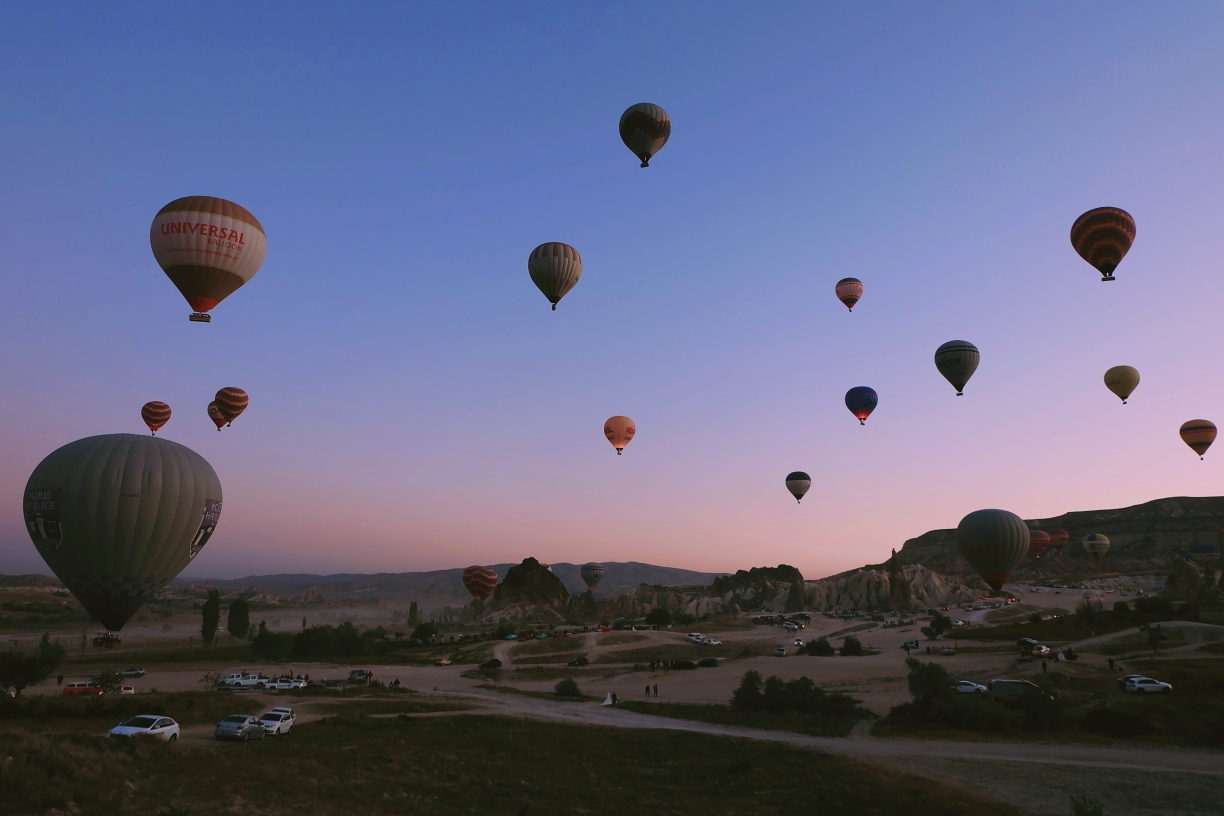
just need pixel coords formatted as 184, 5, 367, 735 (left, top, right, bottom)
1126, 677, 1172, 694
108, 715, 180, 741
954, 681, 987, 694
219, 673, 269, 689
685, 633, 704, 642
698, 638, 721, 646
774, 647, 786, 657
951, 620, 966, 627
119, 686, 136, 695
257, 678, 305, 690
258, 709, 296, 734
794, 638, 804, 647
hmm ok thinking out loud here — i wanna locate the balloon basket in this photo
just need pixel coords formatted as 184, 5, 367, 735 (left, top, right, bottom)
189, 313, 212, 323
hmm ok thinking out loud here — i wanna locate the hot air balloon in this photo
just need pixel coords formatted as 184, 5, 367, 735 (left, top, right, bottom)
785, 472, 811, 503
214, 388, 248, 426
1104, 366, 1139, 404
956, 509, 1029, 591
1191, 543, 1220, 564
1046, 528, 1069, 553
835, 278, 863, 312
845, 387, 878, 425
528, 242, 582, 311
462, 566, 498, 602
207, 402, 226, 431
1179, 420, 1217, 459
619, 103, 671, 168
141, 402, 171, 435
934, 341, 980, 396
604, 416, 635, 454
1083, 534, 1110, 562
150, 196, 267, 322
580, 562, 605, 591
1028, 529, 1051, 560
1070, 207, 1135, 281
23, 434, 222, 631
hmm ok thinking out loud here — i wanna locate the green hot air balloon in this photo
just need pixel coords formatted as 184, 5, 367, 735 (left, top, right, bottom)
23, 434, 223, 631
956, 509, 1029, 591
580, 562, 605, 591
934, 341, 980, 396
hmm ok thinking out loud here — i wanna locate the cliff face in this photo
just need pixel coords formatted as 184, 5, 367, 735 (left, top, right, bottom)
488, 558, 569, 610
843, 496, 1224, 580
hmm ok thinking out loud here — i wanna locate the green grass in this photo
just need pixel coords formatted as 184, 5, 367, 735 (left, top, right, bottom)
0, 712, 1025, 815
592, 641, 775, 664
0, 691, 247, 728
617, 700, 868, 738
65, 643, 253, 666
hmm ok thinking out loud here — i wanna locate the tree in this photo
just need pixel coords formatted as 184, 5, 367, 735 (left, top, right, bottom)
1075, 596, 1104, 624
407, 601, 420, 628
227, 598, 250, 639
730, 670, 764, 710
840, 636, 866, 656
554, 678, 582, 697
201, 590, 221, 647
251, 621, 293, 661
920, 612, 953, 641
411, 622, 437, 641
798, 637, 835, 656
644, 607, 673, 627
1027, 613, 1043, 624
91, 671, 123, 693
1139, 623, 1167, 653
903, 657, 956, 710
0, 633, 66, 697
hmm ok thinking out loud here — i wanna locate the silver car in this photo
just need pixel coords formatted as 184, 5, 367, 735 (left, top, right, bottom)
215, 715, 267, 741
1126, 677, 1172, 694
108, 715, 180, 741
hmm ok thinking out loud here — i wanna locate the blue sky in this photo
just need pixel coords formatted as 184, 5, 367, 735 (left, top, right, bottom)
2, 3, 1223, 579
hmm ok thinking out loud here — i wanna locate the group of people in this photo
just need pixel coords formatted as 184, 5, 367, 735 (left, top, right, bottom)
644, 683, 659, 697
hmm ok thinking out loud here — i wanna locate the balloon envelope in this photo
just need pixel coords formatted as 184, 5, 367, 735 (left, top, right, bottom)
580, 562, 605, 591
604, 416, 636, 454
845, 387, 878, 425
1028, 529, 1051, 559
1083, 534, 1110, 562
785, 471, 811, 503
1179, 420, 1217, 459
528, 242, 583, 310
207, 402, 226, 430
934, 341, 980, 396
1045, 528, 1070, 552
1103, 366, 1139, 404
835, 278, 863, 312
141, 402, 171, 435
956, 509, 1029, 591
23, 434, 222, 631
619, 103, 671, 167
150, 196, 266, 315
214, 387, 249, 424
1070, 207, 1135, 281
462, 566, 498, 601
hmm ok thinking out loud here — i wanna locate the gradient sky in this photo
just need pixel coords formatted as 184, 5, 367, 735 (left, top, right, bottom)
3, 3, 1224, 581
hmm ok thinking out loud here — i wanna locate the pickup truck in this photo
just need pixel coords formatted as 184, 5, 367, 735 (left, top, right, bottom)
216, 673, 270, 689
256, 678, 305, 690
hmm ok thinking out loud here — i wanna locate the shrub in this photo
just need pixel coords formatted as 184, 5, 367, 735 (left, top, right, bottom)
644, 607, 673, 627
1075, 596, 1104, 623
798, 637, 835, 656
1027, 613, 1043, 624
554, 678, 582, 698
250, 621, 293, 661
1069, 795, 1104, 816
840, 636, 866, 656
410, 623, 437, 641
730, 670, 764, 711
730, 671, 861, 716
673, 612, 696, 625
493, 622, 516, 640
921, 612, 953, 641
1112, 601, 1130, 616
1080, 708, 1154, 738
0, 634, 66, 696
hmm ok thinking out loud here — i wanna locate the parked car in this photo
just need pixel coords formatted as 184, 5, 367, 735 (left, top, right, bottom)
1126, 677, 1172, 694
435, 658, 452, 666
684, 633, 704, 642
794, 638, 804, 647
119, 686, 136, 695
1016, 638, 1040, 649
479, 658, 502, 670
567, 656, 589, 667
1117, 674, 1147, 689
697, 658, 720, 668
901, 640, 920, 650
774, 647, 786, 657
215, 715, 267, 741
257, 678, 305, 690
673, 660, 698, 670
954, 681, 987, 694
219, 673, 268, 689
347, 669, 372, 684
1030, 645, 1051, 657
534, 632, 549, 640
108, 715, 179, 741
258, 710, 296, 734
118, 668, 145, 678
503, 634, 518, 641
940, 646, 956, 656
62, 681, 103, 697
698, 638, 722, 646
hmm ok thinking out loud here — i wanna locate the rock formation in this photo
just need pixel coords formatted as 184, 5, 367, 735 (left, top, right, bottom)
487, 558, 569, 611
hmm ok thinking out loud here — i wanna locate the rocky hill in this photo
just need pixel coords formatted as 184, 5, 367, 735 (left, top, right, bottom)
836, 496, 1224, 581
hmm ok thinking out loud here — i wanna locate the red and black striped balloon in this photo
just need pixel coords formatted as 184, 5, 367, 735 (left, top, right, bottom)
1070, 207, 1135, 281
141, 401, 171, 435
1179, 419, 1217, 460
214, 387, 249, 425
462, 566, 498, 601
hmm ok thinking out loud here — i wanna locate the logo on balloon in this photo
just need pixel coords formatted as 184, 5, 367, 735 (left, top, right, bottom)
24, 488, 62, 551
190, 499, 223, 558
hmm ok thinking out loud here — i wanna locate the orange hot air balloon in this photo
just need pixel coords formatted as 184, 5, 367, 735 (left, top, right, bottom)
141, 401, 172, 435
207, 401, 226, 431
1070, 207, 1135, 281
150, 196, 267, 322
1179, 420, 1217, 460
1046, 528, 1069, 553
462, 566, 498, 602
604, 416, 635, 454
835, 278, 863, 312
1029, 529, 1051, 559
214, 388, 248, 426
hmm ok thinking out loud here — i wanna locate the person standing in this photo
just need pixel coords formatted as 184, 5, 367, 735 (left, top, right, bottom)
1108, 657, 1115, 671
1041, 660, 1047, 673
611, 692, 618, 704
645, 684, 650, 697
653, 684, 658, 698
57, 674, 63, 686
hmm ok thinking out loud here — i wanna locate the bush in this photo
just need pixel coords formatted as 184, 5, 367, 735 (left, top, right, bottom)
797, 637, 835, 656
839, 636, 866, 656
730, 671, 763, 711
250, 621, 293, 661
731, 671, 862, 716
921, 612, 953, 641
1075, 596, 1104, 623
411, 623, 437, 641
672, 612, 696, 625
1027, 613, 1043, 624
554, 678, 582, 698
1112, 601, 1130, 616
493, 622, 516, 640
1069, 795, 1104, 816
1080, 707, 1154, 738
644, 607, 673, 627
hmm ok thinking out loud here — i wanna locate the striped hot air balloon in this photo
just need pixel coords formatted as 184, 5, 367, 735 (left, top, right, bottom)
24, 434, 223, 631
528, 242, 583, 310
845, 387, 878, 425
207, 402, 226, 431
1045, 528, 1069, 553
604, 416, 636, 454
1070, 207, 1135, 281
934, 341, 980, 396
956, 509, 1029, 591
1104, 366, 1139, 404
1179, 420, 1217, 459
150, 196, 267, 322
1083, 534, 1110, 562
835, 278, 863, 312
580, 562, 605, 591
141, 401, 172, 435
619, 103, 671, 168
1028, 528, 1051, 559
785, 472, 811, 503
214, 388, 248, 426
462, 566, 498, 601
